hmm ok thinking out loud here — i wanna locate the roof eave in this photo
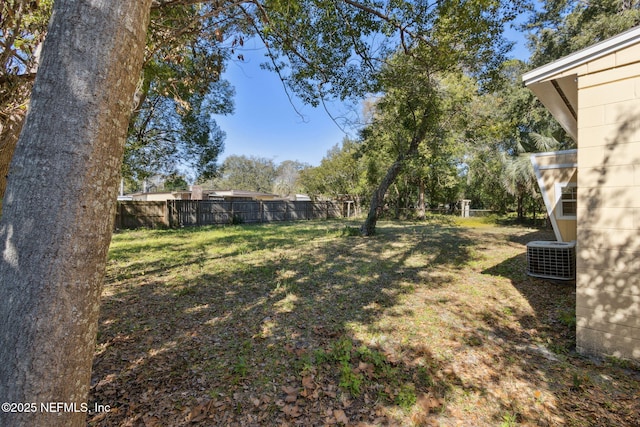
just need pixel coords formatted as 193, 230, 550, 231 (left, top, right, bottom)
523, 25, 640, 86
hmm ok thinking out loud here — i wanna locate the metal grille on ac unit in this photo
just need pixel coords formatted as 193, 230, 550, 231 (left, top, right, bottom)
526, 241, 576, 281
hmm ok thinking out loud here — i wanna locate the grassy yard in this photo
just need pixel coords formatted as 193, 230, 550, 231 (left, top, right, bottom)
89, 218, 640, 426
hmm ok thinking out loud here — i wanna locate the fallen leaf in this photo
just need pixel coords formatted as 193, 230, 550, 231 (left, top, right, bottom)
143, 415, 163, 427
282, 385, 298, 403
302, 375, 315, 390
186, 401, 212, 423
334, 409, 349, 425
325, 416, 337, 425
282, 385, 298, 395
282, 404, 302, 418
285, 393, 297, 403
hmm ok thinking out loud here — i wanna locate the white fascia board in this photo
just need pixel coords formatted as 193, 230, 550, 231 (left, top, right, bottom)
532, 149, 578, 157
523, 25, 640, 86
530, 149, 577, 170
526, 73, 579, 142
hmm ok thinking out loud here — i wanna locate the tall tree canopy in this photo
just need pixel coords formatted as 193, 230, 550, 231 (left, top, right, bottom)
354, 0, 526, 234
251, 0, 522, 103
526, 0, 640, 67
273, 159, 308, 197
300, 138, 367, 201
212, 154, 278, 193
1, 0, 524, 203
124, 3, 239, 184
1, 0, 237, 201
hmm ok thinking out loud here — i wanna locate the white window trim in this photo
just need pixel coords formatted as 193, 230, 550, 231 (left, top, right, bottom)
555, 182, 577, 220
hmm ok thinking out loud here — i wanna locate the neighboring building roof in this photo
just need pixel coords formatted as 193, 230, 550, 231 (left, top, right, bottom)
522, 25, 640, 141
124, 189, 288, 201
206, 190, 281, 199
126, 190, 191, 201
128, 191, 191, 197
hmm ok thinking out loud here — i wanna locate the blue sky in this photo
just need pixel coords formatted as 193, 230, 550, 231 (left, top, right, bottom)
214, 39, 359, 167
214, 23, 531, 168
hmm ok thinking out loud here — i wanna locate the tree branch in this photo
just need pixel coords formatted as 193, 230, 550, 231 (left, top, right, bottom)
0, 73, 37, 86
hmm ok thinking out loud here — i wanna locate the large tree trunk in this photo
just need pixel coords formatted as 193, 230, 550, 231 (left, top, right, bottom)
360, 113, 429, 236
417, 178, 425, 219
0, 1, 152, 426
361, 159, 405, 235
393, 183, 401, 219
516, 192, 524, 220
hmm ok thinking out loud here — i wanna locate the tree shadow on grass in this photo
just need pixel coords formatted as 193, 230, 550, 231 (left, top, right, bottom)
88, 220, 640, 426
481, 240, 640, 426
106, 222, 337, 282
505, 228, 555, 246
89, 220, 485, 426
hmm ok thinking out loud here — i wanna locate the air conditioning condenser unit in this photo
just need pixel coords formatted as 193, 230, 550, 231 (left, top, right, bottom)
526, 241, 576, 281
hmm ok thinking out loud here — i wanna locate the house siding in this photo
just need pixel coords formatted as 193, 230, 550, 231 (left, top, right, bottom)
576, 52, 640, 360
530, 151, 578, 242
556, 219, 577, 242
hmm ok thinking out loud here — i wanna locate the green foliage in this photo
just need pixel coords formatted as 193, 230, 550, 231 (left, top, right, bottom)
1, 0, 52, 75
206, 155, 277, 193
14, 0, 634, 223
100, 221, 640, 425
258, 0, 527, 105
312, 348, 331, 365
500, 411, 519, 427
0, 0, 53, 192
299, 138, 367, 200
339, 361, 364, 396
394, 383, 417, 410
527, 0, 640, 68
355, 345, 386, 368
273, 160, 309, 197
460, 59, 565, 218
357, 66, 481, 220
124, 3, 237, 183
330, 336, 354, 363
571, 371, 592, 390
339, 226, 361, 237
163, 172, 189, 191
605, 355, 637, 370
231, 356, 248, 383
1, 1, 236, 189
301, 336, 434, 405
558, 309, 576, 329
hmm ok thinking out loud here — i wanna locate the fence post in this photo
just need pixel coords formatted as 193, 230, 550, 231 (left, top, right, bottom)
114, 201, 122, 229
167, 200, 173, 228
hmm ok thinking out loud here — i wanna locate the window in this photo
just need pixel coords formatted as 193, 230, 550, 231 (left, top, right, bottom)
556, 183, 577, 219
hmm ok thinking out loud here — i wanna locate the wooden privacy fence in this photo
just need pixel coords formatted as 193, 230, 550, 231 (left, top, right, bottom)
114, 200, 343, 229
114, 201, 168, 229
